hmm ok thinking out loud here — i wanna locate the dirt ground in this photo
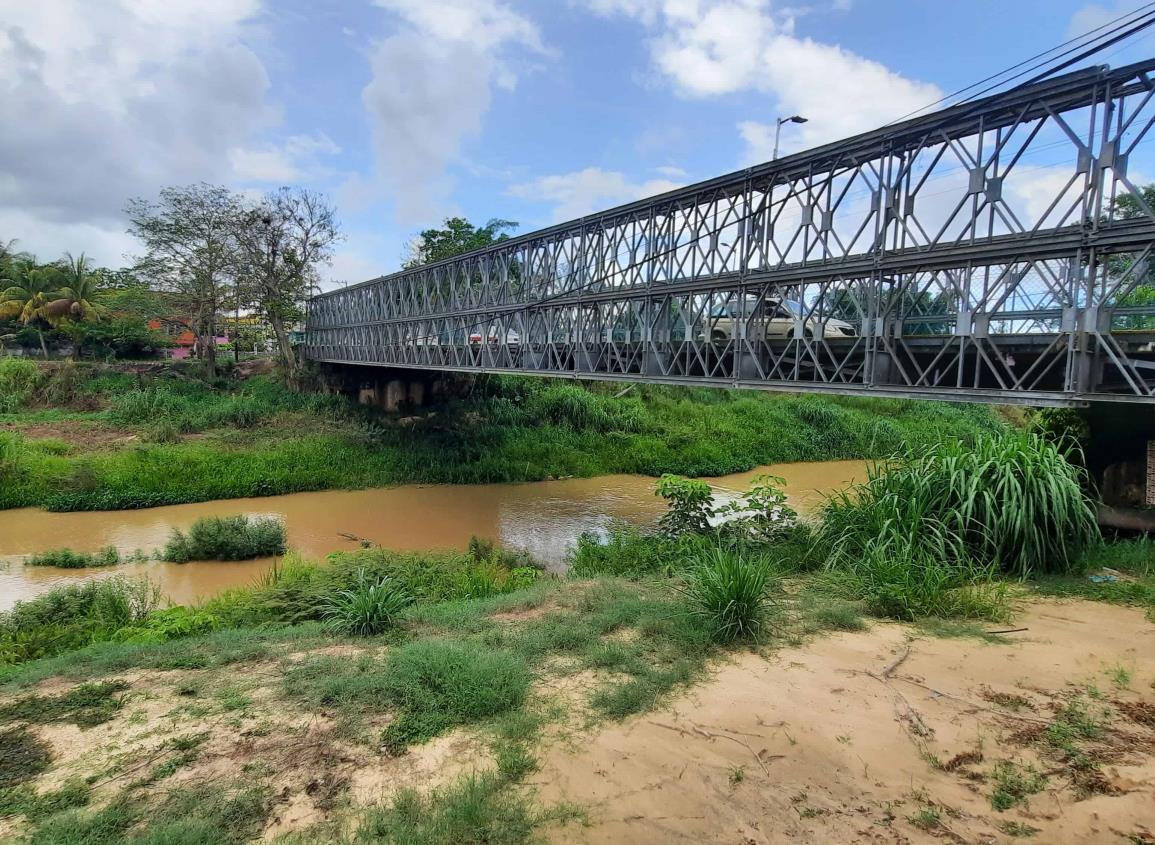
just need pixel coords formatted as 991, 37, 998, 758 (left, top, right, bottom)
537, 599, 1155, 844
3, 597, 1153, 844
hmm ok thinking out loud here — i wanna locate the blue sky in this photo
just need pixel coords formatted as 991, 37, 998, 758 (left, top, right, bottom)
1, 0, 1152, 288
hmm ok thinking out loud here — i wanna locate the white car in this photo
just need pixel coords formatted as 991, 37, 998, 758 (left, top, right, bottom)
468, 327, 521, 345
708, 297, 855, 342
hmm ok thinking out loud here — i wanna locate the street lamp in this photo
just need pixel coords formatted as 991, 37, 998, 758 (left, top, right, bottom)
772, 114, 808, 160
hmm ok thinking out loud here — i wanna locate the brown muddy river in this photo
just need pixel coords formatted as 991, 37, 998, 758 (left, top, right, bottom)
0, 460, 867, 610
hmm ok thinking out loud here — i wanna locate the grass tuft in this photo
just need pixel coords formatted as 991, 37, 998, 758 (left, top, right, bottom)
162, 514, 286, 562
681, 548, 776, 644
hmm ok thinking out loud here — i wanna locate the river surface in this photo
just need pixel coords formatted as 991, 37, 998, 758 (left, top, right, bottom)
0, 459, 866, 610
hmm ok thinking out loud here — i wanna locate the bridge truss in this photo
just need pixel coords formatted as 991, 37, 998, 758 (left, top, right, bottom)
306, 60, 1155, 406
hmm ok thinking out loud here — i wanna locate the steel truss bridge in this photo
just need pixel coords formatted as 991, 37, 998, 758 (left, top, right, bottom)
306, 60, 1155, 407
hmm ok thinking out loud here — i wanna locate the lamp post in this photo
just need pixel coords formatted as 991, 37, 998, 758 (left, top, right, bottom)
772, 114, 808, 160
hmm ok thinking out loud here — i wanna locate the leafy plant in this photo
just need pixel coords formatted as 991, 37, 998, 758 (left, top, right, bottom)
321, 574, 414, 636
656, 474, 714, 535
26, 546, 120, 568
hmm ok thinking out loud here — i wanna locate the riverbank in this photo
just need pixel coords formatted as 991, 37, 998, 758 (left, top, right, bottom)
0, 360, 1004, 512
0, 437, 1152, 843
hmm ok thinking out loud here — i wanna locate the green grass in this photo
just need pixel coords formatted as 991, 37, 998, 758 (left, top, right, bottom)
0, 779, 90, 821
25, 547, 120, 569
161, 514, 286, 562
22, 783, 271, 845
0, 680, 129, 728
0, 726, 52, 789
990, 760, 1047, 811
0, 364, 1005, 512
322, 575, 415, 635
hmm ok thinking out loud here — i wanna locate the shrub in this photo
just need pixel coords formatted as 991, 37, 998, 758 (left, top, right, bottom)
0, 358, 40, 412
656, 474, 714, 535
26, 547, 120, 568
162, 515, 286, 562
681, 549, 776, 643
322, 574, 414, 636
378, 640, 531, 750
821, 431, 1098, 578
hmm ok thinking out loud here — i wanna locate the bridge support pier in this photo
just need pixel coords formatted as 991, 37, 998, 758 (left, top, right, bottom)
1080, 405, 1155, 531
319, 364, 451, 413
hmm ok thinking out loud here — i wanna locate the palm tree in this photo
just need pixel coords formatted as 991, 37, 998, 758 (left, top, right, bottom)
0, 259, 61, 357
43, 253, 108, 323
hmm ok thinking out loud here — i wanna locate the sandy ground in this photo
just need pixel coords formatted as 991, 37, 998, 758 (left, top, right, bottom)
537, 600, 1155, 845
3, 597, 1153, 844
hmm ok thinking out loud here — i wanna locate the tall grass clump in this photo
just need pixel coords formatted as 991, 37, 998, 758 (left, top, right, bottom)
322, 573, 414, 636
824, 431, 1097, 579
0, 358, 40, 412
162, 515, 286, 562
681, 548, 776, 643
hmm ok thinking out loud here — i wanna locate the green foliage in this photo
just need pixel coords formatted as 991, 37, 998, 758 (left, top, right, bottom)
162, 515, 286, 562
322, 573, 414, 635
680, 549, 776, 643
26, 547, 120, 568
0, 578, 160, 666
0, 357, 39, 411
404, 217, 518, 269
377, 640, 532, 751
24, 782, 271, 845
822, 431, 1098, 580
0, 680, 129, 728
990, 760, 1047, 811
656, 474, 714, 535
0, 726, 51, 788
0, 779, 90, 821
354, 770, 538, 845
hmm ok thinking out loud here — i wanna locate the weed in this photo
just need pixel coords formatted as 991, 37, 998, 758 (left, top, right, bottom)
377, 641, 531, 752
907, 805, 941, 830
728, 766, 745, 785
25, 546, 120, 568
0, 680, 130, 727
990, 760, 1047, 810
322, 573, 414, 636
681, 548, 776, 644
162, 514, 286, 562
1106, 663, 1133, 689
0, 726, 52, 788
0, 779, 90, 820
997, 820, 1042, 837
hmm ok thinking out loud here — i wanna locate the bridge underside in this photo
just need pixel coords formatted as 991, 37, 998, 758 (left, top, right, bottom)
307, 60, 1155, 408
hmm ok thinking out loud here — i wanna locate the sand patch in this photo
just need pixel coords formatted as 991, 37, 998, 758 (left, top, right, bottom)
537, 599, 1155, 844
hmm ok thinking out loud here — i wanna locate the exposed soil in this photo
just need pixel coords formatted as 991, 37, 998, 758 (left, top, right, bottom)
2, 598, 1153, 844
536, 599, 1155, 844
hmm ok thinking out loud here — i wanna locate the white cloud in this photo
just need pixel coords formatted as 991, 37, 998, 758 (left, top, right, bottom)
0, 0, 272, 264
508, 167, 683, 221
229, 133, 341, 183
583, 0, 941, 159
363, 0, 547, 223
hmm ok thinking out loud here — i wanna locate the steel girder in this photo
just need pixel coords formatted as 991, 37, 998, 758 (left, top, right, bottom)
306, 59, 1155, 406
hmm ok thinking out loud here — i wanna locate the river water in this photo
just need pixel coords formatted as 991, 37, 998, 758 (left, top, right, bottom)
0, 459, 866, 610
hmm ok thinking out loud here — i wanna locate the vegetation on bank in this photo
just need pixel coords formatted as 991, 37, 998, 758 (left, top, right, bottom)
0, 358, 1005, 512
161, 515, 286, 563
0, 429, 1152, 843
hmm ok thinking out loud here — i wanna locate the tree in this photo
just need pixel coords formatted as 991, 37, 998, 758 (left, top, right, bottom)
234, 188, 341, 375
1107, 185, 1155, 330
0, 258, 60, 356
41, 253, 109, 323
403, 217, 517, 269
126, 185, 242, 376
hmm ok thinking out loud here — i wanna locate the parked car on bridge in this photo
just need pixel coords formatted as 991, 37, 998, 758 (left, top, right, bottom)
708, 297, 856, 342
468, 327, 521, 345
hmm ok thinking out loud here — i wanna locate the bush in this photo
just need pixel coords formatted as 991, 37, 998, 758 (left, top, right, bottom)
26, 547, 120, 569
162, 515, 286, 562
379, 640, 531, 750
322, 574, 414, 636
681, 549, 776, 643
822, 431, 1098, 578
0, 358, 39, 412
